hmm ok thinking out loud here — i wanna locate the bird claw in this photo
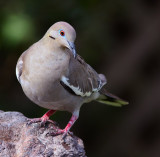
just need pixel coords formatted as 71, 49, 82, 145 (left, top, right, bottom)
50, 129, 73, 139
27, 117, 56, 127
27, 118, 41, 125
49, 129, 64, 136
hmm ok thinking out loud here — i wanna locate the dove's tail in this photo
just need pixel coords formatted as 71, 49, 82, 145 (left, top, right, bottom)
97, 86, 129, 107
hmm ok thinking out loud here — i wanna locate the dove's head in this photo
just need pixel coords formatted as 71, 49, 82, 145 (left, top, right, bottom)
44, 21, 77, 57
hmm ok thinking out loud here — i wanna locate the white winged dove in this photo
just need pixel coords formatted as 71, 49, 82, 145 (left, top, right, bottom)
16, 21, 128, 136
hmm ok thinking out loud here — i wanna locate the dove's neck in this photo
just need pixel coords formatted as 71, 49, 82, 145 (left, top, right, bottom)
40, 37, 66, 55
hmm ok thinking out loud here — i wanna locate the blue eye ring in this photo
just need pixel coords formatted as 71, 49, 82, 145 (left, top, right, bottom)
59, 29, 65, 37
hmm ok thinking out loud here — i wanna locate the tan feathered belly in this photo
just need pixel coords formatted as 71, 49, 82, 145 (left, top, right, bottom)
20, 50, 83, 113
21, 75, 84, 112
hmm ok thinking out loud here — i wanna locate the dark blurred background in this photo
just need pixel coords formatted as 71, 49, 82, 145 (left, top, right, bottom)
0, 0, 160, 156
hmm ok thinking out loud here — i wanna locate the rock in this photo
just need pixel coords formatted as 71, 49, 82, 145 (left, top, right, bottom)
0, 110, 86, 157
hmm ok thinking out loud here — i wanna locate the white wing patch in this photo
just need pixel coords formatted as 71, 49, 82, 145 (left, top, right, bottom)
61, 76, 92, 97
88, 78, 103, 92
16, 60, 23, 82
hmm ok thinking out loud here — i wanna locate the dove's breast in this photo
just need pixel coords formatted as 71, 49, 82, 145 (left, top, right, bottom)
19, 45, 83, 113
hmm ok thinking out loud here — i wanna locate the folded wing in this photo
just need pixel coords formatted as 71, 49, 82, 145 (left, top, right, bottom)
61, 54, 106, 97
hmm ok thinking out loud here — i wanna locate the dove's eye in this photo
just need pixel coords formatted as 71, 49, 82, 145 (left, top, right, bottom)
59, 30, 65, 36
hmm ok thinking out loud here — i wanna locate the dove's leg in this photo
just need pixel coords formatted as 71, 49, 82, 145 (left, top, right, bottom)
56, 111, 79, 136
28, 110, 56, 125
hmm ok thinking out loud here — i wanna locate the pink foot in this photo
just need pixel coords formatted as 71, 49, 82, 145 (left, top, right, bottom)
50, 128, 73, 138
50, 112, 78, 138
27, 110, 56, 126
27, 117, 55, 126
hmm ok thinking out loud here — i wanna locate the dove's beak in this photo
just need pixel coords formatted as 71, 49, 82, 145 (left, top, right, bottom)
68, 41, 76, 58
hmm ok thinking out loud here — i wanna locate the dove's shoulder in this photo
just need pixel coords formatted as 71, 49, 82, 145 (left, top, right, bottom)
60, 54, 106, 97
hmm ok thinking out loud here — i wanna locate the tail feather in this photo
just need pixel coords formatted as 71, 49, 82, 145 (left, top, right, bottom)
97, 87, 129, 107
